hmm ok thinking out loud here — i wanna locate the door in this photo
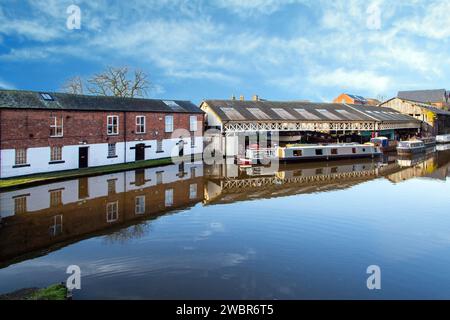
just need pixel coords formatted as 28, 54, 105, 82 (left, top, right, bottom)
135, 144, 145, 161
78, 147, 88, 168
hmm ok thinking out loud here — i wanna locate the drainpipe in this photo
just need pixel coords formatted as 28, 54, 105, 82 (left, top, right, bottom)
124, 111, 127, 164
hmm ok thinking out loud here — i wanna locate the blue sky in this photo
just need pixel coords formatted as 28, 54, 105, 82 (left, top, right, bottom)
0, 0, 449, 104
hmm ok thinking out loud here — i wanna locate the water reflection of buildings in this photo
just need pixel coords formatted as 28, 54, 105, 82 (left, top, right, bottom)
204, 159, 398, 205
1, 150, 450, 267
0, 162, 204, 266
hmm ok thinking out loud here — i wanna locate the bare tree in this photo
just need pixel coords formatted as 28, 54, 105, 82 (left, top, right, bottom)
87, 66, 150, 98
61, 76, 84, 95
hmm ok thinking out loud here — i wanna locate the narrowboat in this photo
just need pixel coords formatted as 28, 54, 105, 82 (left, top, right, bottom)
396, 140, 425, 155
277, 143, 381, 162
370, 137, 398, 152
421, 136, 436, 148
242, 143, 381, 164
436, 134, 450, 144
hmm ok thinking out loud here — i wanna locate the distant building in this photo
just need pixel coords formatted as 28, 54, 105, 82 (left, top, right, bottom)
380, 97, 450, 136
397, 89, 450, 110
0, 90, 204, 178
333, 93, 380, 106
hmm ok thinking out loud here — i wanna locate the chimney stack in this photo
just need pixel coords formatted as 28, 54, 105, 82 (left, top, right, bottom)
240, 95, 245, 101
252, 95, 259, 101
231, 94, 236, 100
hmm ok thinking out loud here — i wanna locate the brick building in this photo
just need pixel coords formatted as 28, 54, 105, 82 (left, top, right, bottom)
333, 93, 380, 106
0, 90, 204, 178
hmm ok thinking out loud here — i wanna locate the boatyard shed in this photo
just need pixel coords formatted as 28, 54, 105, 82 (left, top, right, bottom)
201, 100, 420, 157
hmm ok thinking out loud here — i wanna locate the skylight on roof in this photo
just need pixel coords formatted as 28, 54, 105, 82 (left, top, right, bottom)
271, 108, 296, 120
336, 109, 360, 120
294, 109, 320, 120
316, 109, 341, 120
220, 107, 245, 120
248, 108, 270, 120
163, 100, 184, 111
40, 93, 54, 101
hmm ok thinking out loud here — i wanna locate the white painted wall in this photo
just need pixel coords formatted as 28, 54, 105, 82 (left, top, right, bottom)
0, 162, 204, 218
0, 137, 204, 178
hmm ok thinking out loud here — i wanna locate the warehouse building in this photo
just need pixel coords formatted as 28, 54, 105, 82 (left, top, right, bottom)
0, 90, 204, 178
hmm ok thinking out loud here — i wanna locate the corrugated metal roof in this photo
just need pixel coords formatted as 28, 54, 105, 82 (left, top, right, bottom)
203, 100, 417, 123
397, 89, 447, 103
0, 89, 203, 114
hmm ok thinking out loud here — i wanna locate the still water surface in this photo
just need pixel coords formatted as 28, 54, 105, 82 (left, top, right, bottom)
1, 150, 450, 299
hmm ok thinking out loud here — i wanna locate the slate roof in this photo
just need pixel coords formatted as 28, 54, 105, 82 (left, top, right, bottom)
397, 89, 448, 104
345, 94, 367, 103
385, 97, 450, 116
0, 89, 203, 114
203, 100, 418, 123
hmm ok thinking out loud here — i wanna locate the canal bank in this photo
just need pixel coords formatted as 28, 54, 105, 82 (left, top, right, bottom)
0, 157, 173, 190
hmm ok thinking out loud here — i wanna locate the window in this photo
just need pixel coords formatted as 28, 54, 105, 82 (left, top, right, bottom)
106, 201, 119, 223
220, 107, 245, 120
50, 116, 63, 137
135, 196, 146, 215
293, 150, 302, 157
315, 149, 323, 156
189, 116, 197, 132
107, 179, 116, 195
271, 108, 296, 120
40, 93, 53, 101
108, 143, 117, 158
352, 148, 356, 154
190, 167, 196, 178
156, 171, 163, 185
15, 149, 27, 165
165, 115, 174, 132
14, 196, 27, 214
50, 190, 62, 207
49, 215, 63, 237
50, 146, 62, 162
107, 115, 119, 135
189, 184, 197, 200
191, 136, 195, 148
136, 116, 146, 134
165, 189, 174, 207
331, 148, 338, 155
156, 140, 163, 153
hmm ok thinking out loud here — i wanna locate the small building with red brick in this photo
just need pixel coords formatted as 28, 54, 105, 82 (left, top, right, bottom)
0, 90, 204, 178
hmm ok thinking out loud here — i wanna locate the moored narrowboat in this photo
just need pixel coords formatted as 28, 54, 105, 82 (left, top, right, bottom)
436, 134, 450, 144
370, 137, 398, 152
397, 140, 425, 155
277, 143, 381, 162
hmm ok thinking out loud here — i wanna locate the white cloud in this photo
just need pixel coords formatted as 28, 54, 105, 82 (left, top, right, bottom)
0, 78, 15, 89
309, 68, 392, 95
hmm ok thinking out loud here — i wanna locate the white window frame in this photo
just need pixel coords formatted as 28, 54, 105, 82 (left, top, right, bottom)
156, 140, 163, 152
50, 146, 63, 162
15, 148, 27, 165
135, 196, 146, 215
165, 189, 174, 207
50, 116, 63, 137
165, 115, 174, 133
189, 115, 197, 132
107, 115, 119, 135
106, 201, 119, 223
189, 183, 197, 200
108, 143, 117, 157
136, 115, 146, 134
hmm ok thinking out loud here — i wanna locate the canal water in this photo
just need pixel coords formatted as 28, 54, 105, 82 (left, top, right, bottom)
0, 149, 450, 299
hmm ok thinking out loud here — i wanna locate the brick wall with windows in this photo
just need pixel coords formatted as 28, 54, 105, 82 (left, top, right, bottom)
0, 109, 204, 150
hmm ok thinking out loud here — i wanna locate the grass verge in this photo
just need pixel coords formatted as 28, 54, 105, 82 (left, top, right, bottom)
0, 157, 173, 189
